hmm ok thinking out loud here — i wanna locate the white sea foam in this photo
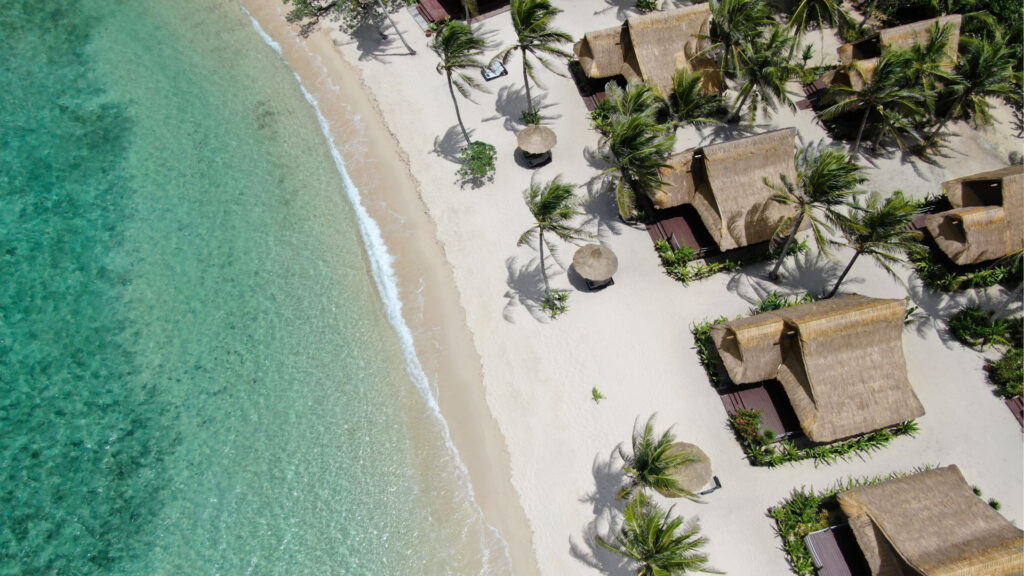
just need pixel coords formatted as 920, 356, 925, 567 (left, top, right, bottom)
242, 7, 512, 574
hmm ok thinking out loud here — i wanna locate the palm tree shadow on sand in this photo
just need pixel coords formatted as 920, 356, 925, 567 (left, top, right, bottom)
333, 23, 417, 62
485, 85, 560, 131
569, 450, 634, 576
904, 276, 1023, 345
503, 255, 553, 323
579, 174, 628, 240
432, 124, 468, 164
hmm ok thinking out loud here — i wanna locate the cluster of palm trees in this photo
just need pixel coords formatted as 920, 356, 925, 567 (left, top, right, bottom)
430, 0, 572, 148
768, 142, 925, 296
596, 415, 720, 575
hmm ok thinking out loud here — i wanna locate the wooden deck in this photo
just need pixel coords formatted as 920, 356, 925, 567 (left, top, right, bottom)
417, 0, 449, 23
646, 205, 718, 258
720, 381, 803, 439
804, 524, 871, 576
1006, 396, 1023, 429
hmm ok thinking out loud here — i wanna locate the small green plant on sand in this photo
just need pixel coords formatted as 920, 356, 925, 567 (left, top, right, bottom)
519, 109, 543, 125
947, 307, 1017, 349
635, 0, 659, 12
456, 141, 497, 187
542, 290, 569, 318
592, 387, 606, 403
986, 348, 1023, 398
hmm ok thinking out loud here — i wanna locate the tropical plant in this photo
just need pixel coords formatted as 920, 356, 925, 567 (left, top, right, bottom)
432, 21, 488, 146
518, 176, 592, 300
787, 0, 843, 58
930, 33, 1020, 138
820, 50, 928, 156
827, 191, 925, 298
709, 0, 774, 78
617, 415, 700, 500
904, 22, 956, 93
493, 0, 573, 118
948, 307, 1016, 348
284, 0, 416, 54
986, 347, 1023, 398
636, 0, 660, 12
597, 492, 721, 576
728, 25, 800, 123
767, 143, 866, 280
664, 68, 724, 127
456, 141, 497, 185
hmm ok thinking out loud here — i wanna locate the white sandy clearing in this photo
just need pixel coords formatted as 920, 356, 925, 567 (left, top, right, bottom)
248, 2, 1023, 575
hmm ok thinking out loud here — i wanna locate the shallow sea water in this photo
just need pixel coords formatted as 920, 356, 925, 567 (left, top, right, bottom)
0, 1, 503, 573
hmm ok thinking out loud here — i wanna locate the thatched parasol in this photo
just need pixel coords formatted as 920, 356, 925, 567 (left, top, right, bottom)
516, 125, 557, 155
572, 244, 618, 282
661, 442, 712, 495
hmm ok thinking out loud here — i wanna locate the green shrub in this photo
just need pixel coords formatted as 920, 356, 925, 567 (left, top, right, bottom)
542, 290, 569, 318
752, 291, 815, 314
590, 97, 614, 135
456, 141, 496, 186
519, 109, 542, 125
635, 0, 659, 12
948, 307, 1016, 348
911, 249, 1021, 291
986, 347, 1023, 398
691, 316, 731, 387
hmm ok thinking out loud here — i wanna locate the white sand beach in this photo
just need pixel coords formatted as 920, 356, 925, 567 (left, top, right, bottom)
244, 2, 1023, 574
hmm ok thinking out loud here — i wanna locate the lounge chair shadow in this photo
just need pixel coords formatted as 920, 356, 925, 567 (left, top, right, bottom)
503, 255, 553, 323
569, 450, 633, 576
432, 124, 468, 164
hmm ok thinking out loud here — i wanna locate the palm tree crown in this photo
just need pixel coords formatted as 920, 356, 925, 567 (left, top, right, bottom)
432, 21, 488, 145
728, 24, 799, 123
932, 32, 1020, 137
495, 0, 573, 118
827, 191, 925, 298
518, 177, 591, 296
710, 0, 773, 78
788, 0, 842, 48
820, 50, 928, 156
597, 492, 721, 576
617, 416, 701, 500
664, 68, 724, 127
768, 143, 865, 280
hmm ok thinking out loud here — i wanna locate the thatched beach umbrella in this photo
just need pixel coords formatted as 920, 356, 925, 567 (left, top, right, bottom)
572, 243, 618, 283
662, 442, 712, 495
516, 125, 557, 155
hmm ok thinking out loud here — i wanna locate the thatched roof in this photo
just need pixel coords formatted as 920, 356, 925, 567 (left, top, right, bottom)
573, 25, 640, 82
516, 124, 557, 154
926, 165, 1024, 264
698, 128, 797, 251
836, 15, 961, 89
572, 243, 618, 282
624, 4, 712, 96
652, 150, 697, 209
711, 295, 924, 442
839, 465, 1024, 575
573, 5, 716, 96
663, 442, 712, 495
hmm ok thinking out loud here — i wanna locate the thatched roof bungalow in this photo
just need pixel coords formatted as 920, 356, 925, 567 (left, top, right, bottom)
834, 15, 961, 90
925, 165, 1024, 265
650, 128, 797, 251
838, 465, 1024, 575
711, 295, 924, 443
573, 5, 719, 97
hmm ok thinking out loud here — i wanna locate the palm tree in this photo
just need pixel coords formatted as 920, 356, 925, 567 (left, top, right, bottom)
432, 21, 487, 146
904, 22, 955, 93
597, 492, 721, 576
709, 0, 773, 78
603, 80, 665, 120
728, 25, 799, 123
787, 0, 842, 59
820, 50, 927, 156
767, 143, 866, 281
518, 177, 592, 297
617, 415, 701, 500
826, 191, 925, 298
664, 68, 724, 128
493, 0, 573, 119
930, 33, 1020, 138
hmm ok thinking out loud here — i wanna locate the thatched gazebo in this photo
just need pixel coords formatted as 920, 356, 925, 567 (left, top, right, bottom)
925, 165, 1024, 265
661, 442, 712, 496
573, 5, 720, 97
572, 243, 618, 289
516, 125, 557, 167
711, 294, 925, 443
833, 15, 961, 89
838, 465, 1024, 575
649, 128, 798, 251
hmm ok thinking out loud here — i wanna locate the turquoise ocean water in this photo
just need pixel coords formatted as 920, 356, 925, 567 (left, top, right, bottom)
0, 1, 504, 573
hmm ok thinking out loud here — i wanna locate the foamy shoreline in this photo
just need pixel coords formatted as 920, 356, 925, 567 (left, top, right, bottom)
240, 1, 1022, 575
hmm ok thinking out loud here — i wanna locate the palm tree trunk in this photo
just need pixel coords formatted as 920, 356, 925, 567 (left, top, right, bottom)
378, 0, 415, 55
769, 211, 805, 281
852, 107, 869, 157
521, 47, 534, 117
827, 251, 860, 298
446, 71, 472, 146
929, 96, 961, 139
538, 229, 550, 297
727, 88, 753, 123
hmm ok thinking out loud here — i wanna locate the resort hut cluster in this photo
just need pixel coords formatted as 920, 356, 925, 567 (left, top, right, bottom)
925, 165, 1024, 265
711, 295, 924, 442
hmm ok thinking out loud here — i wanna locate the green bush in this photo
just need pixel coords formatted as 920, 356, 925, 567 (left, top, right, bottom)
542, 290, 569, 318
948, 307, 1016, 348
752, 291, 816, 314
456, 141, 496, 186
986, 347, 1023, 398
912, 249, 1022, 292
635, 0, 659, 12
519, 109, 542, 125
